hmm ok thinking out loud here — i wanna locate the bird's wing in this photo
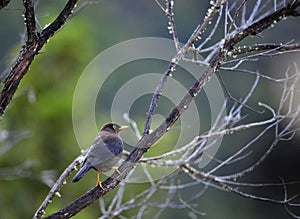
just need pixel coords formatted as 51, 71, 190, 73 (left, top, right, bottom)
86, 135, 123, 168
104, 139, 123, 155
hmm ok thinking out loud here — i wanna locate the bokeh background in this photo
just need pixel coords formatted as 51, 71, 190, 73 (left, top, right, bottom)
0, 0, 300, 218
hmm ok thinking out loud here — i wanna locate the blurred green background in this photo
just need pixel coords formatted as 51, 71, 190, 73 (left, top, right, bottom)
0, 0, 300, 218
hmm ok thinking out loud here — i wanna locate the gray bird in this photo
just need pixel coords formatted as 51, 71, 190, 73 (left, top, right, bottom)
72, 123, 128, 189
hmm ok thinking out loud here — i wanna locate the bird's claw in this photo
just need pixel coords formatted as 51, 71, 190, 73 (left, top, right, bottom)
96, 170, 104, 189
96, 180, 104, 189
113, 167, 121, 175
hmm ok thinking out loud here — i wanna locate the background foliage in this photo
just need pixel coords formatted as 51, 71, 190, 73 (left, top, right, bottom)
0, 1, 300, 218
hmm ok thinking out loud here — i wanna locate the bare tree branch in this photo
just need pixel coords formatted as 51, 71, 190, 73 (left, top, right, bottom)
0, 0, 78, 117
24, 1, 300, 218
42, 1, 300, 218
33, 155, 84, 219
23, 0, 38, 44
166, 0, 180, 51
0, 0, 10, 10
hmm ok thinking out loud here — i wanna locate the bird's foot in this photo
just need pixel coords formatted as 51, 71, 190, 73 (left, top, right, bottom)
96, 180, 104, 189
96, 170, 104, 189
113, 167, 121, 175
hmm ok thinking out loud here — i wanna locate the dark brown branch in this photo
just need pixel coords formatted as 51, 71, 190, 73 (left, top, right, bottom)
23, 0, 38, 43
0, 0, 11, 10
231, 43, 300, 56
0, 0, 78, 117
40, 0, 78, 42
0, 44, 38, 117
226, 0, 248, 35
227, 0, 300, 49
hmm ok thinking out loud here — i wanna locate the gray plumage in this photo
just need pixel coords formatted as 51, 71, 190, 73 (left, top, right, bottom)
72, 123, 127, 183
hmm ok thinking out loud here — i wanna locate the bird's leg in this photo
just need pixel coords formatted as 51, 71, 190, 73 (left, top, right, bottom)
96, 170, 104, 189
113, 167, 121, 175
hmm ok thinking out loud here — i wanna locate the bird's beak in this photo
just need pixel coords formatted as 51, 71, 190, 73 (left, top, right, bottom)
118, 125, 129, 131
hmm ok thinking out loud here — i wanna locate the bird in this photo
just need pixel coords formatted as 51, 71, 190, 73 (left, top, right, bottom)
72, 122, 128, 189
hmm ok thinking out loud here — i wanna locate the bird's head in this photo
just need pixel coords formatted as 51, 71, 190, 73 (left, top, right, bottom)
100, 123, 128, 134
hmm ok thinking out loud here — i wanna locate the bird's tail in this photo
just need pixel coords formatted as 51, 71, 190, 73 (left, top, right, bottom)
72, 162, 92, 183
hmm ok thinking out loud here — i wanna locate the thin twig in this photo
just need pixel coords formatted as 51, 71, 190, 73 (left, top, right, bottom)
34, 155, 84, 219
